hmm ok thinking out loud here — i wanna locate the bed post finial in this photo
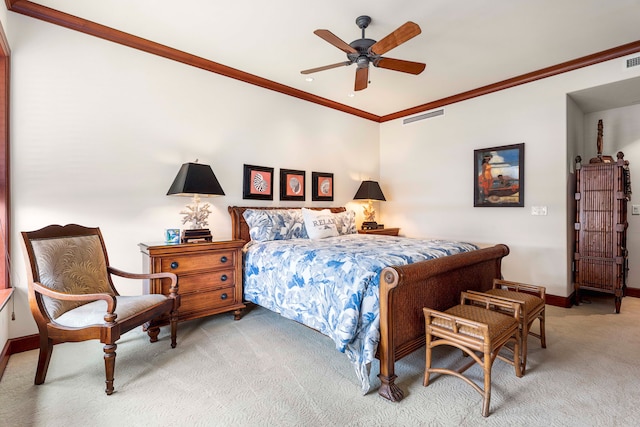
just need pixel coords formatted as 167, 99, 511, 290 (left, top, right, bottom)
383, 269, 399, 287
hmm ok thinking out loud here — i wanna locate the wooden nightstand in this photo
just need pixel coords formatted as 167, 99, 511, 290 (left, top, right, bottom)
139, 240, 245, 327
357, 227, 400, 236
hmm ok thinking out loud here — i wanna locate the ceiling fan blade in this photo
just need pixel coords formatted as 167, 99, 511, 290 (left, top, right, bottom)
301, 61, 352, 74
370, 21, 421, 55
354, 66, 369, 91
376, 57, 426, 75
314, 29, 358, 54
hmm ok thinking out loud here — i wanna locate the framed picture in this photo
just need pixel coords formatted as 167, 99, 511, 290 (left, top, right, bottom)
311, 172, 334, 201
280, 168, 305, 201
474, 143, 524, 207
164, 229, 180, 244
243, 164, 274, 200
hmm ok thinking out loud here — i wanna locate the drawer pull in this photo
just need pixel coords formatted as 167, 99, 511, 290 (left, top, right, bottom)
170, 261, 179, 269
221, 274, 228, 282
220, 256, 228, 263
220, 293, 228, 300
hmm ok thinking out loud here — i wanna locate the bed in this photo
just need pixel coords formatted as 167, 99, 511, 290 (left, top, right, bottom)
228, 206, 509, 402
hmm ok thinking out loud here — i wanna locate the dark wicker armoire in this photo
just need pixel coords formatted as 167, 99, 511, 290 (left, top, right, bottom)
573, 120, 631, 313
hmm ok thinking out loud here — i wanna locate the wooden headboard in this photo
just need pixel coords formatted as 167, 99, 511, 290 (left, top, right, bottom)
228, 206, 347, 243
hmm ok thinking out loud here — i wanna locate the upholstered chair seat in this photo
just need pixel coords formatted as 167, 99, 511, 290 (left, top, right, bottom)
54, 294, 170, 328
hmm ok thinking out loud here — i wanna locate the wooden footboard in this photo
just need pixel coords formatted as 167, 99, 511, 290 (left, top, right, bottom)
376, 244, 510, 401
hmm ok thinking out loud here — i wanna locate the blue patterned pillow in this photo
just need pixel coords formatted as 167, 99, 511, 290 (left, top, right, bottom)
334, 210, 356, 235
243, 209, 308, 241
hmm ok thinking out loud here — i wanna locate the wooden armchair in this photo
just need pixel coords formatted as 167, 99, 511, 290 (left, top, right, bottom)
21, 224, 180, 395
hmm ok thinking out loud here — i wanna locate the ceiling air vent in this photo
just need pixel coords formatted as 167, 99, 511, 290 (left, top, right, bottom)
626, 56, 640, 69
403, 108, 445, 125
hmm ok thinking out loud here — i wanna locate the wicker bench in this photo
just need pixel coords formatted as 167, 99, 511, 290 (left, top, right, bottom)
423, 292, 522, 417
468, 279, 546, 374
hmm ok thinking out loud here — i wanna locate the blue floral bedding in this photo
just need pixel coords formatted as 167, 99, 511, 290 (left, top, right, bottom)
242, 234, 478, 393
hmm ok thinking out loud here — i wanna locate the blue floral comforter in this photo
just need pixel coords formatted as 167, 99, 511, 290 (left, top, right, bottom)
242, 234, 478, 393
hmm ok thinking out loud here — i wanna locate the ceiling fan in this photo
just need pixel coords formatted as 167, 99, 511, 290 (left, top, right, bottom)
301, 15, 426, 91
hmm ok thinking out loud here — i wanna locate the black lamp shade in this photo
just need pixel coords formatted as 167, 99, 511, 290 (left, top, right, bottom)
353, 180, 386, 201
167, 162, 225, 196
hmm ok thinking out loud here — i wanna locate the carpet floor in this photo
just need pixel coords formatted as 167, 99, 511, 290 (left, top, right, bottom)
1, 294, 639, 426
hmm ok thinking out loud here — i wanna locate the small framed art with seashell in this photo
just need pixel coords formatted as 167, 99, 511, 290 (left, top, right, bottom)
243, 164, 274, 200
312, 172, 334, 201
280, 168, 305, 201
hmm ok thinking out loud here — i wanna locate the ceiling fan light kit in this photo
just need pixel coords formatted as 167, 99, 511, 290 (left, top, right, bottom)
301, 15, 426, 91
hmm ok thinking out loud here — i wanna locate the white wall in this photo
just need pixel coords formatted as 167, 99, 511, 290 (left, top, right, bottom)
379, 58, 640, 298
566, 96, 584, 295
5, 14, 379, 339
379, 82, 568, 295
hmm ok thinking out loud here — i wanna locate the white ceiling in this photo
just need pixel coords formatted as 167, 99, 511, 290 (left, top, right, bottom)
569, 75, 640, 113
35, 0, 640, 117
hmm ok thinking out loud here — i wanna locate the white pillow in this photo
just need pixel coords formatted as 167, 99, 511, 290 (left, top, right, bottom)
302, 208, 339, 239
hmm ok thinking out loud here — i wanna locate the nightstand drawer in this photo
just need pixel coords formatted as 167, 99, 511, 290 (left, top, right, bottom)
357, 227, 400, 236
160, 250, 236, 273
180, 287, 237, 314
161, 269, 236, 294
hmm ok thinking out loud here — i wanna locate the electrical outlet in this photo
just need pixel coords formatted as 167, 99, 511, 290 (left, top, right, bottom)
632, 205, 640, 215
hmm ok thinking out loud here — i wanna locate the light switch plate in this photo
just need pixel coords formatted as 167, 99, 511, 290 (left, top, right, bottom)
632, 205, 640, 215
531, 206, 548, 216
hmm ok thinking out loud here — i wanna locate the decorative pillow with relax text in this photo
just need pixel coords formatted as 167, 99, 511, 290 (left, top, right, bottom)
302, 208, 339, 239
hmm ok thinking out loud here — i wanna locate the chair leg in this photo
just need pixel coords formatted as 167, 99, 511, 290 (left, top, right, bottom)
103, 343, 117, 395
170, 311, 178, 349
34, 334, 53, 385
521, 323, 530, 375
514, 332, 523, 378
539, 311, 547, 348
482, 349, 492, 417
423, 332, 433, 387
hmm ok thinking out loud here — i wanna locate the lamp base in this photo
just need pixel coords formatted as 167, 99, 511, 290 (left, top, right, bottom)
361, 221, 379, 230
181, 228, 213, 243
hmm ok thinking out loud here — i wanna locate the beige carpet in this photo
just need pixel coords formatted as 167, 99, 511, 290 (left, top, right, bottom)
1, 294, 639, 426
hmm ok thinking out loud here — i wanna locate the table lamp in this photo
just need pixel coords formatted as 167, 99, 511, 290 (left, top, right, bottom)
167, 161, 225, 243
353, 180, 386, 230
